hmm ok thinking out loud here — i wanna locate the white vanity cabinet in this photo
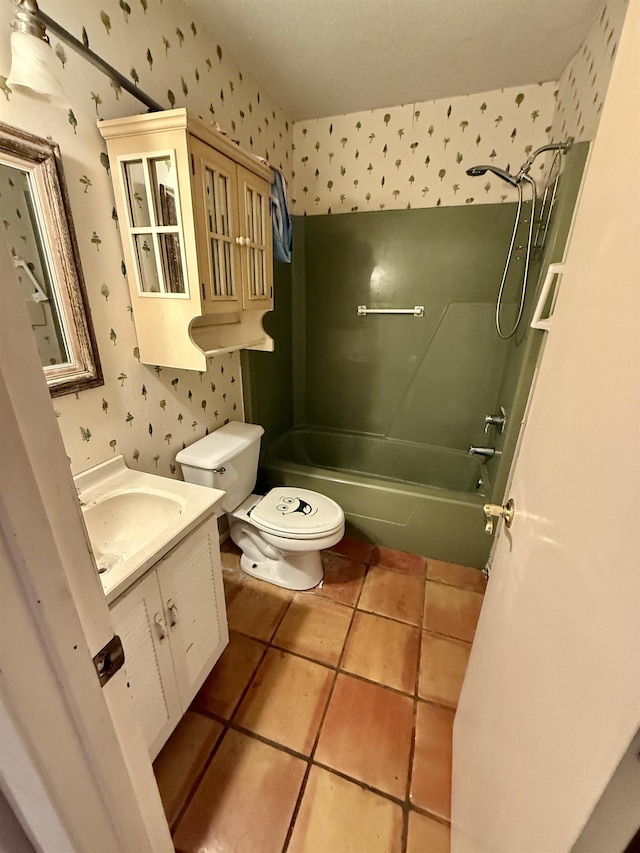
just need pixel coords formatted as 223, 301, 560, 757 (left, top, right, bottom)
109, 517, 228, 760
98, 108, 274, 371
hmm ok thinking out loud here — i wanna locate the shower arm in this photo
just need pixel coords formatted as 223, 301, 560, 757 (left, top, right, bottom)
514, 140, 572, 183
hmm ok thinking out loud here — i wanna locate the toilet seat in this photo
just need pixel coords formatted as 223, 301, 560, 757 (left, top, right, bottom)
243, 487, 344, 540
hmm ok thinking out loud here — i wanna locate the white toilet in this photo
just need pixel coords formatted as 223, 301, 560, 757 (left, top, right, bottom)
175, 422, 345, 590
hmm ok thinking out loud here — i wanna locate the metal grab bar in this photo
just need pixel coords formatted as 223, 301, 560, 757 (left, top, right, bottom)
357, 305, 424, 317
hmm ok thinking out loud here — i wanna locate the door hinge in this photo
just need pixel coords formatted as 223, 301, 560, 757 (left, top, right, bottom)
201, 281, 206, 300
93, 634, 125, 688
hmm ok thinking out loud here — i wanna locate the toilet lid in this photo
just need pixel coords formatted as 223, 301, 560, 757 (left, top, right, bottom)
249, 487, 344, 539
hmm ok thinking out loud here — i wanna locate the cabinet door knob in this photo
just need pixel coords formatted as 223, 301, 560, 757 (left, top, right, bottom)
154, 612, 167, 641
167, 599, 179, 627
235, 236, 247, 246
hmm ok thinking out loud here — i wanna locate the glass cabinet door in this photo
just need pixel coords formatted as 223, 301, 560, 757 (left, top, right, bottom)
237, 165, 272, 309
203, 160, 237, 301
190, 139, 241, 311
121, 153, 187, 297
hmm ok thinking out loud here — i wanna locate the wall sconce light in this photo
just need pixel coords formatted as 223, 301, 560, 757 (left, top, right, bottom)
6, 0, 67, 104
6, 0, 163, 111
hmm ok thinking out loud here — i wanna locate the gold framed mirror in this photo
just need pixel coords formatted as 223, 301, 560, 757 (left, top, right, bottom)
0, 121, 103, 396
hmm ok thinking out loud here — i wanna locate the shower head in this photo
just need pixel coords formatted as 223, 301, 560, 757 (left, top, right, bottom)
466, 164, 520, 186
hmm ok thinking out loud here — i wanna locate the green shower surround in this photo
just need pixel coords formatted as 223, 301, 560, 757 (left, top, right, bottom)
299, 204, 522, 448
243, 144, 588, 564
484, 142, 590, 500
241, 260, 294, 450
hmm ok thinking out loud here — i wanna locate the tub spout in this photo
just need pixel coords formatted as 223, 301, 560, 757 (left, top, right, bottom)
468, 446, 501, 459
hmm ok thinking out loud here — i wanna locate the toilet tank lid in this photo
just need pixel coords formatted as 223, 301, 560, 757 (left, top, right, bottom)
175, 422, 264, 469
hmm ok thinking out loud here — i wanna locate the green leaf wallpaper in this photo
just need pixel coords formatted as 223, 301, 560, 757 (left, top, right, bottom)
0, 0, 292, 478
291, 0, 627, 217
551, 0, 627, 143
292, 82, 558, 215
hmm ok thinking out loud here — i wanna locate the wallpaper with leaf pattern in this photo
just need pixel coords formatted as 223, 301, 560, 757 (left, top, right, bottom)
291, 0, 627, 216
551, 0, 627, 143
292, 82, 557, 215
0, 0, 292, 477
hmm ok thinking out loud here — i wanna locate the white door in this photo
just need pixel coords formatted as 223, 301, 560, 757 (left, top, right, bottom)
0, 240, 173, 851
452, 5, 640, 853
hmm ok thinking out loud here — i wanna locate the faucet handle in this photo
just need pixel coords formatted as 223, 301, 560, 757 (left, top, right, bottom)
484, 406, 506, 434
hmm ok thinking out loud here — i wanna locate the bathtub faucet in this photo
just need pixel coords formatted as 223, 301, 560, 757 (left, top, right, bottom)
468, 446, 502, 459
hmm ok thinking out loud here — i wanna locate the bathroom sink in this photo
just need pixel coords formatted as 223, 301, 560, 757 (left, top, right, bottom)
74, 456, 225, 603
83, 492, 184, 571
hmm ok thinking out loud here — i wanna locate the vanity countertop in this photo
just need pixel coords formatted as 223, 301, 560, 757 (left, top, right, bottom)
74, 455, 224, 604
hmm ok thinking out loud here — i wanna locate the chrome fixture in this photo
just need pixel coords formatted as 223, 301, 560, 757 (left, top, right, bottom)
513, 141, 573, 183
465, 165, 519, 186
483, 498, 515, 535
484, 406, 506, 434
8, 0, 163, 111
465, 141, 572, 192
468, 446, 501, 459
357, 305, 425, 317
466, 139, 572, 339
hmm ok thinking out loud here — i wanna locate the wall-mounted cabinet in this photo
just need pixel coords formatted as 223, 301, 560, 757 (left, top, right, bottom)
98, 109, 274, 371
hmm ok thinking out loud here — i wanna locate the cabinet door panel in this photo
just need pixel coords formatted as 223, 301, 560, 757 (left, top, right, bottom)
109, 572, 181, 760
237, 165, 273, 310
191, 137, 241, 312
158, 520, 229, 710
119, 150, 188, 297
122, 159, 152, 227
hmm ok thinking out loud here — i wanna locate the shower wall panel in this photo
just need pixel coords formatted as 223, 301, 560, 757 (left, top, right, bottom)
297, 204, 520, 451
241, 260, 294, 451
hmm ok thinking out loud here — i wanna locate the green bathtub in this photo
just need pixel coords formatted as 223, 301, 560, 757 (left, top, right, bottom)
259, 427, 493, 568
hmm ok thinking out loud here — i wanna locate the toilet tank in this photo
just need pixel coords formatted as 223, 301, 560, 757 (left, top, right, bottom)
175, 422, 264, 512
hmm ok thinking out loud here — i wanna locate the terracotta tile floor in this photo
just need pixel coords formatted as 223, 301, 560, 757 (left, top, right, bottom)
154, 537, 486, 853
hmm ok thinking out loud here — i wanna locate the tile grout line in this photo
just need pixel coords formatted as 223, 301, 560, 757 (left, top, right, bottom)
402, 571, 427, 853
168, 549, 476, 847
279, 560, 371, 853
168, 615, 276, 836
422, 626, 474, 647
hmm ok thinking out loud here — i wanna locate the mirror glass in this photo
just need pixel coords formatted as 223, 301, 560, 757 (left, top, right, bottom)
0, 121, 103, 396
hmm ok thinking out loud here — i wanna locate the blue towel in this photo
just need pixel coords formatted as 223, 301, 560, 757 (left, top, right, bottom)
270, 167, 292, 263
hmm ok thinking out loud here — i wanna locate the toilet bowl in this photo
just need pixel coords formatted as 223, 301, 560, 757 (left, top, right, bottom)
229, 488, 344, 590
175, 423, 345, 590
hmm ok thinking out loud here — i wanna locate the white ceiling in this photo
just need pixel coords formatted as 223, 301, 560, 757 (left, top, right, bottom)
184, 0, 603, 121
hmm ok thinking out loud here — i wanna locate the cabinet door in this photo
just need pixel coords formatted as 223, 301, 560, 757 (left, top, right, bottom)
157, 520, 229, 710
120, 152, 189, 296
237, 165, 273, 311
191, 137, 242, 315
109, 571, 181, 760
